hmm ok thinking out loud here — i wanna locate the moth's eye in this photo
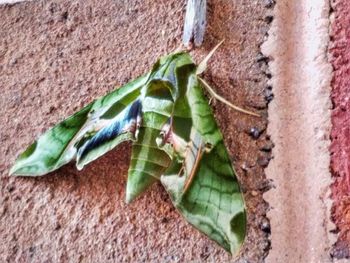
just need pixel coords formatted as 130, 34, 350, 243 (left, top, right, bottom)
156, 136, 165, 147
204, 142, 213, 152
178, 167, 185, 177
88, 110, 93, 117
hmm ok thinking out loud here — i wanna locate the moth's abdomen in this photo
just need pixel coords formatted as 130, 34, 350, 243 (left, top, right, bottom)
126, 94, 174, 203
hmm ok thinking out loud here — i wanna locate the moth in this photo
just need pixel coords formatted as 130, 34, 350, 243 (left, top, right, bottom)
10, 43, 257, 255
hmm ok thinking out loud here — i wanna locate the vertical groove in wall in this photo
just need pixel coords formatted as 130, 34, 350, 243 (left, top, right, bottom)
262, 0, 333, 261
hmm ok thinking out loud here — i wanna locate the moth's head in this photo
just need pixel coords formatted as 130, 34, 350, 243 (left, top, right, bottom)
148, 51, 196, 95
157, 51, 195, 70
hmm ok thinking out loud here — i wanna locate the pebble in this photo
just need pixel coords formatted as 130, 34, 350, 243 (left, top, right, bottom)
256, 52, 269, 63
265, 88, 274, 102
260, 141, 274, 152
257, 156, 270, 167
249, 127, 261, 139
241, 162, 249, 172
264, 0, 275, 8
260, 218, 271, 234
265, 16, 274, 24
251, 190, 258, 196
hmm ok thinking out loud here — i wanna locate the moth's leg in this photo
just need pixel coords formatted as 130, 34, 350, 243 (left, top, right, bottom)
198, 77, 260, 117
177, 164, 185, 177
182, 131, 205, 194
157, 117, 188, 160
134, 100, 143, 139
196, 40, 224, 75
183, 144, 204, 193
156, 118, 172, 147
195, 40, 259, 116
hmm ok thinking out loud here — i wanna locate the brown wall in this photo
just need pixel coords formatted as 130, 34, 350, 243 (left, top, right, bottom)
0, 0, 272, 261
330, 0, 350, 258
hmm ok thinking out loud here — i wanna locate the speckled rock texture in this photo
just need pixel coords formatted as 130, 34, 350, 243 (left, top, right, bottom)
0, 0, 272, 262
330, 0, 350, 259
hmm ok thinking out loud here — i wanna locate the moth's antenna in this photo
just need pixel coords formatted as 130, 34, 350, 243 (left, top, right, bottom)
198, 77, 260, 117
196, 40, 224, 75
197, 40, 260, 117
173, 43, 194, 53
173, 45, 184, 53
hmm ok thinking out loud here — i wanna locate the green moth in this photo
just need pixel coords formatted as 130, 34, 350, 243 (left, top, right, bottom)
10, 44, 254, 255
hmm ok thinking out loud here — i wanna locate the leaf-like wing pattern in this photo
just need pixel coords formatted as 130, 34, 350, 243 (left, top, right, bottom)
76, 99, 142, 170
10, 75, 147, 175
126, 82, 174, 202
161, 76, 246, 254
10, 50, 246, 255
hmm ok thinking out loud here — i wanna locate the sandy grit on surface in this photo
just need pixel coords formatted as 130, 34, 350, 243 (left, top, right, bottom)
0, 0, 272, 262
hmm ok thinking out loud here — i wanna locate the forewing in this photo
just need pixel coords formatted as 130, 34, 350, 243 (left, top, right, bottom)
10, 75, 147, 176
76, 99, 142, 170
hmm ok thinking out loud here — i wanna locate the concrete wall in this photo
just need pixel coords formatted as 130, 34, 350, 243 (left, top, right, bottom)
5, 0, 350, 262
0, 0, 271, 262
263, 0, 333, 261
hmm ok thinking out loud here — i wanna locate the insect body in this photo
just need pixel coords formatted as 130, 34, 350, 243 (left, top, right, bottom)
10, 50, 247, 254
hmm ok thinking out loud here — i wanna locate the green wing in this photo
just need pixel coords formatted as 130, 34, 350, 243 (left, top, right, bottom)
10, 74, 147, 176
10, 51, 246, 255
126, 80, 174, 202
160, 75, 246, 254
126, 53, 197, 202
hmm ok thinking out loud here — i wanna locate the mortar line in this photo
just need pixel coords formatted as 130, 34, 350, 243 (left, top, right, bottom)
262, 0, 333, 262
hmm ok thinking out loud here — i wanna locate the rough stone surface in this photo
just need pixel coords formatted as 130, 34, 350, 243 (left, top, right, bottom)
262, 0, 333, 262
0, 0, 271, 262
330, 0, 350, 259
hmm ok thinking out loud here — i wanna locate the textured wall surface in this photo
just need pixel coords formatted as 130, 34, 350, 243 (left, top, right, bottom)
330, 0, 350, 259
0, 0, 272, 262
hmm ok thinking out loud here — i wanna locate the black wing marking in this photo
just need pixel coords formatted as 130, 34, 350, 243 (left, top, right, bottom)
77, 99, 142, 162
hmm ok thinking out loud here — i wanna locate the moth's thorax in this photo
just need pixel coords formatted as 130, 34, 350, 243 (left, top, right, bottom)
146, 52, 197, 100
